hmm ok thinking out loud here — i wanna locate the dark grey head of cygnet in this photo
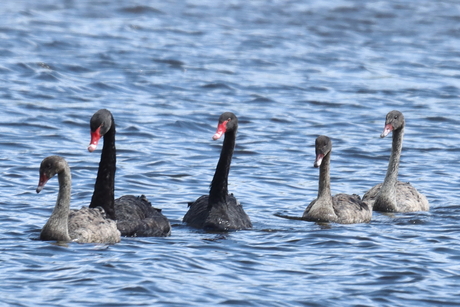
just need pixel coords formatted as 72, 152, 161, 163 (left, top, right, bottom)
314, 135, 331, 168
381, 110, 404, 138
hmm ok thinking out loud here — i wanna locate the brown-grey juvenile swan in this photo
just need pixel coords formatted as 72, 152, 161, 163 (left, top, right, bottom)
183, 112, 252, 231
302, 135, 372, 224
36, 155, 121, 243
362, 110, 429, 212
88, 109, 171, 237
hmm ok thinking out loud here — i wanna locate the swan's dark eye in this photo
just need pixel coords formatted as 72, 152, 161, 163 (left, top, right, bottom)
394, 115, 398, 119
227, 118, 231, 121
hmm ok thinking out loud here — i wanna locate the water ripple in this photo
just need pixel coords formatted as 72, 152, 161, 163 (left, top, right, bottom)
1, 0, 460, 306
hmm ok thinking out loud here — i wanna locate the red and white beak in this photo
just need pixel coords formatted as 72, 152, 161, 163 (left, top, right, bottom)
88, 126, 102, 152
212, 120, 228, 140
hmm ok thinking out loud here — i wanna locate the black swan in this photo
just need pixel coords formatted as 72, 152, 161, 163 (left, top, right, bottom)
88, 109, 171, 237
362, 110, 429, 212
302, 136, 372, 224
183, 112, 252, 231
36, 155, 121, 243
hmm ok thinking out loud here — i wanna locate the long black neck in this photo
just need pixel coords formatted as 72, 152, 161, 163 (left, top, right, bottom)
89, 120, 116, 220
209, 131, 235, 208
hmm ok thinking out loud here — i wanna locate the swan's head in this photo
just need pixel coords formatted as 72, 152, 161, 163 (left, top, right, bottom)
88, 109, 113, 152
381, 110, 404, 138
36, 156, 68, 193
212, 112, 238, 140
314, 135, 332, 168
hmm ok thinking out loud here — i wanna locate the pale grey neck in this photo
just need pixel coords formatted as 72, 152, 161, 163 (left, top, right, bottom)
374, 126, 404, 210
381, 127, 403, 191
40, 166, 72, 241
317, 153, 333, 201
305, 152, 336, 221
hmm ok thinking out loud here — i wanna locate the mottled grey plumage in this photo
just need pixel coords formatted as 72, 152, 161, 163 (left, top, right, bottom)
302, 136, 372, 224
183, 112, 252, 231
362, 110, 429, 212
363, 182, 429, 213
37, 156, 120, 244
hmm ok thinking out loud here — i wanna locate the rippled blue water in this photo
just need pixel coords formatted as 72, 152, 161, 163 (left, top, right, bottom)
1, 0, 460, 306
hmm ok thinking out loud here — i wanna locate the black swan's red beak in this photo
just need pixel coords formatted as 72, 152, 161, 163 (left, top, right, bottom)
88, 126, 102, 152
212, 120, 228, 140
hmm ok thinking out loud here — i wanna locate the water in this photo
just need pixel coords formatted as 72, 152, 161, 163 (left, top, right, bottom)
1, 0, 460, 305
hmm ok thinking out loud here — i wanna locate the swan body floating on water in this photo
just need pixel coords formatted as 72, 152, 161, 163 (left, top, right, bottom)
362, 110, 429, 212
183, 112, 252, 231
37, 155, 121, 243
88, 109, 171, 237
302, 135, 372, 224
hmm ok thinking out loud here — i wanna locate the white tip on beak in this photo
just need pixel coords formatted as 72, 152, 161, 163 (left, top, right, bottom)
88, 144, 97, 152
381, 124, 393, 138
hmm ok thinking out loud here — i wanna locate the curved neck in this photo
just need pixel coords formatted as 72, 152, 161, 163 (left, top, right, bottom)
90, 120, 116, 220
40, 166, 72, 241
317, 152, 333, 202
376, 126, 404, 210
209, 131, 235, 208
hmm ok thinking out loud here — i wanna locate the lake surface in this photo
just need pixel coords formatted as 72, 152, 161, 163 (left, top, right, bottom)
1, 0, 460, 306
